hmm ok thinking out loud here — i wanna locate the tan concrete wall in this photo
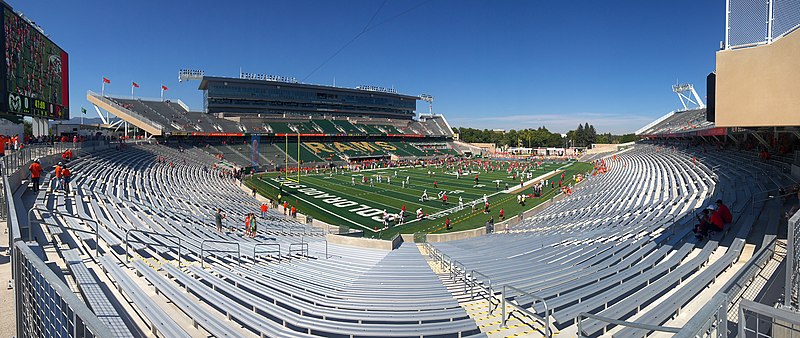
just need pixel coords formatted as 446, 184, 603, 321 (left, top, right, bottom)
325, 233, 398, 250
426, 227, 486, 243
715, 30, 800, 127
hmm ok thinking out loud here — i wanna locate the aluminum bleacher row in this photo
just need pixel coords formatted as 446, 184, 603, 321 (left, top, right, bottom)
637, 108, 713, 136
426, 144, 794, 336
33, 143, 485, 337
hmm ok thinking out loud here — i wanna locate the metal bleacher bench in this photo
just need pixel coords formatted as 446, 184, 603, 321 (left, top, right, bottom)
99, 256, 191, 338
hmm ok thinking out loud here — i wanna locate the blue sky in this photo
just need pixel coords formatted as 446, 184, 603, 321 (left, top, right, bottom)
12, 0, 723, 134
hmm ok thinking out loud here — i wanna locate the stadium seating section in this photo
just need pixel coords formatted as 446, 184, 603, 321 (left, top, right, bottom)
638, 108, 714, 135
92, 93, 457, 140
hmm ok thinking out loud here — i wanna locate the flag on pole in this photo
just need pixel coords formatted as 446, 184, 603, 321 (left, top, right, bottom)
81, 107, 87, 114
102, 77, 110, 96
132, 82, 139, 88
160, 84, 167, 101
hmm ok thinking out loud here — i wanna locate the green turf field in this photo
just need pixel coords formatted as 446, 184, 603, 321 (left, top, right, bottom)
246, 160, 594, 239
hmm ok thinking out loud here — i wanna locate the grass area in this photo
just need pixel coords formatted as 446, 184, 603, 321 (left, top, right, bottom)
246, 160, 594, 239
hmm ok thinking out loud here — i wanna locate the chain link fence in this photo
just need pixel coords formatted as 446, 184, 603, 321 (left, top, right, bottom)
727, 0, 800, 49
787, 209, 799, 311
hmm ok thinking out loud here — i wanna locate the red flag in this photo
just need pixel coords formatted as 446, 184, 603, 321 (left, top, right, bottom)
132, 82, 139, 88
161, 85, 168, 91
103, 77, 110, 84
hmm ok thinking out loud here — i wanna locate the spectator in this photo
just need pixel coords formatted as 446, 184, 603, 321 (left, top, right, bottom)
260, 203, 268, 217
53, 162, 63, 191
60, 164, 72, 194
445, 217, 451, 230
708, 205, 724, 233
29, 159, 42, 192
244, 213, 252, 237
715, 199, 732, 225
694, 209, 711, 239
250, 213, 257, 238
499, 208, 505, 221
215, 208, 226, 232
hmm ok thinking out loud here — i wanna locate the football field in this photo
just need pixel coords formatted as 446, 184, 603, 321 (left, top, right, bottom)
246, 160, 594, 239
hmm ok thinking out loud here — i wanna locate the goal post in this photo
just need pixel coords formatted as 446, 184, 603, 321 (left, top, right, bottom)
284, 133, 301, 183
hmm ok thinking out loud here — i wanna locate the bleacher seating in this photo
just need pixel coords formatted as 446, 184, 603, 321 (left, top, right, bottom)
32, 143, 485, 337
638, 108, 714, 136
430, 144, 794, 335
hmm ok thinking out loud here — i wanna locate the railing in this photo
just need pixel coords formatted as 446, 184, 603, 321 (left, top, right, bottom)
578, 312, 681, 337
29, 206, 106, 257
4, 142, 115, 337
125, 229, 182, 267
787, 209, 799, 310
723, 237, 779, 322
726, 0, 800, 50
674, 293, 728, 338
253, 242, 281, 260
14, 240, 113, 337
501, 285, 551, 337
200, 239, 241, 268
739, 299, 800, 338
289, 242, 309, 259
469, 270, 498, 315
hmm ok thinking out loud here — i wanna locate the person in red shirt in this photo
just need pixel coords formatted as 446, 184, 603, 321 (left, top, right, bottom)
260, 203, 268, 217
54, 162, 63, 191
29, 159, 43, 192
283, 201, 288, 215
715, 200, 732, 225
291, 206, 297, 218
499, 208, 505, 221
60, 165, 72, 194
445, 217, 451, 230
708, 206, 724, 231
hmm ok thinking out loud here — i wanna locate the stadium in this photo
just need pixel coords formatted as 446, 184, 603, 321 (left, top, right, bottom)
1, 1, 799, 338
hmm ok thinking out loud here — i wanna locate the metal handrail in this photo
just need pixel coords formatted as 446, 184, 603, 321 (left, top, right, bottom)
30, 206, 106, 257
577, 312, 680, 337
502, 285, 551, 337
253, 242, 280, 260
289, 242, 309, 260
124, 229, 182, 267
470, 270, 497, 314
200, 239, 241, 268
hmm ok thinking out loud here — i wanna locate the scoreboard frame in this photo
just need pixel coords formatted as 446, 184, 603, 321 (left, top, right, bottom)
0, 2, 69, 120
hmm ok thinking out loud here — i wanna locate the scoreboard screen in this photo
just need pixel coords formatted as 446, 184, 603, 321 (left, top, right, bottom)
1, 4, 68, 119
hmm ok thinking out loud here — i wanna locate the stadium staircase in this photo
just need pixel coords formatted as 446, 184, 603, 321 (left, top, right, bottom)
420, 245, 556, 337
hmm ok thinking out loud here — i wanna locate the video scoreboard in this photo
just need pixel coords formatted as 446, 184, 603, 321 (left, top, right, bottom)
0, 2, 69, 119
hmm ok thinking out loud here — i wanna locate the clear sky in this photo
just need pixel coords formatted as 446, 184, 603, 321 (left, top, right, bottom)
11, 0, 724, 134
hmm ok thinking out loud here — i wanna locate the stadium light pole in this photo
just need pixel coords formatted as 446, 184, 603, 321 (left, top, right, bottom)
420, 94, 434, 115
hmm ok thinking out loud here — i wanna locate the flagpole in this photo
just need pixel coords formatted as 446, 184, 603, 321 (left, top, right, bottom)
131, 83, 134, 98
160, 84, 164, 101
101, 80, 105, 96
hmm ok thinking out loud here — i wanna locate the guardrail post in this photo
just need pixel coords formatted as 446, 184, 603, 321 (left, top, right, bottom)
501, 285, 507, 327
27, 206, 36, 242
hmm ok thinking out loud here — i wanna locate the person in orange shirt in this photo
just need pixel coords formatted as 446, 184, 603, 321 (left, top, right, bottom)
54, 162, 63, 191
260, 203, 268, 217
29, 159, 43, 192
290, 206, 297, 218
60, 164, 72, 194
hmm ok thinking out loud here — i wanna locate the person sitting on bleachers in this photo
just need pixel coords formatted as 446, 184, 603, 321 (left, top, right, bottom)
694, 208, 712, 239
707, 205, 725, 235
715, 199, 732, 225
